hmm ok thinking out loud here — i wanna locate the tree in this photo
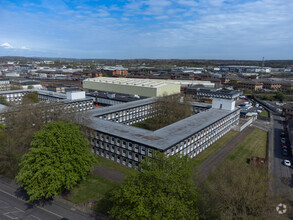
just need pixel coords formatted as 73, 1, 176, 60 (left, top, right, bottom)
27, 85, 34, 89
16, 121, 96, 202
0, 96, 7, 105
108, 152, 199, 220
198, 161, 272, 219
135, 94, 193, 130
0, 102, 75, 178
10, 84, 22, 90
22, 92, 39, 104
275, 91, 284, 101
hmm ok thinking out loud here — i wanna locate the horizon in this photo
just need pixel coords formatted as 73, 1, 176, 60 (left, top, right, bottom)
1, 0, 293, 60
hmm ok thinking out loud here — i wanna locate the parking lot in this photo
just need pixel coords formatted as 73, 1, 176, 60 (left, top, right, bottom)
236, 97, 266, 117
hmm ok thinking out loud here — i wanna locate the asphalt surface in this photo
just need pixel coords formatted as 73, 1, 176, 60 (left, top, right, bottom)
197, 126, 255, 181
271, 113, 293, 196
0, 176, 95, 220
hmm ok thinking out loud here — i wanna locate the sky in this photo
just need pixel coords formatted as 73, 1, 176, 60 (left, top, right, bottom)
0, 0, 293, 60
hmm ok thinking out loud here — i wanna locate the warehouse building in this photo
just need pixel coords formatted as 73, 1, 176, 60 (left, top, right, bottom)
81, 97, 240, 169
83, 77, 181, 97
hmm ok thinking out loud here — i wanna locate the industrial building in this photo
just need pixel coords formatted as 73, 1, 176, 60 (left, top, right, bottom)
83, 77, 215, 98
81, 97, 240, 169
83, 77, 181, 97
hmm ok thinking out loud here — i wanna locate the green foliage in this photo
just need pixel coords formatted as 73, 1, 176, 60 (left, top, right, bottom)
0, 96, 7, 105
16, 121, 96, 202
275, 91, 284, 101
108, 152, 199, 220
22, 92, 39, 104
27, 85, 34, 89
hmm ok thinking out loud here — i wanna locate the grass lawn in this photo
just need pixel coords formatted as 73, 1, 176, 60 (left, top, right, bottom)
259, 110, 269, 117
69, 174, 119, 204
204, 128, 268, 184
131, 122, 150, 130
192, 130, 238, 166
227, 128, 267, 163
95, 155, 137, 177
68, 156, 136, 207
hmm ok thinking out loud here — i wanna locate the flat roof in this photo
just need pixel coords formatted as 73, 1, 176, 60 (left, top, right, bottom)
84, 77, 214, 88
80, 98, 239, 150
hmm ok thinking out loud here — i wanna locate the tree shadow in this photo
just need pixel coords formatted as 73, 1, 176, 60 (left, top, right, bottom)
14, 187, 54, 208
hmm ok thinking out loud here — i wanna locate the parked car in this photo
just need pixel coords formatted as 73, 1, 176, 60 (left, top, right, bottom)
281, 132, 286, 137
282, 149, 289, 156
283, 160, 291, 167
281, 138, 286, 144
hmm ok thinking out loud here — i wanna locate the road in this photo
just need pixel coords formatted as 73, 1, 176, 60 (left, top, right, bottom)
0, 177, 96, 220
271, 113, 293, 196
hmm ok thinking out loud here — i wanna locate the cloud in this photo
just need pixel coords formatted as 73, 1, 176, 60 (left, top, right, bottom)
177, 0, 198, 7
0, 43, 30, 50
0, 42, 14, 49
20, 46, 29, 50
0, 0, 293, 59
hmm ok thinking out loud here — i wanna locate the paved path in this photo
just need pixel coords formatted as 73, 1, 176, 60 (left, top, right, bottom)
197, 126, 255, 181
252, 119, 271, 131
0, 176, 95, 220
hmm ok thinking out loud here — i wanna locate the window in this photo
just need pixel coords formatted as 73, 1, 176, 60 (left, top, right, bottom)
148, 148, 152, 157
141, 146, 146, 155
122, 141, 126, 148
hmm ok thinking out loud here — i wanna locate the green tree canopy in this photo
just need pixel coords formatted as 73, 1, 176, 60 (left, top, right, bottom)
275, 91, 285, 101
16, 121, 96, 201
0, 96, 7, 105
108, 152, 199, 220
22, 92, 39, 104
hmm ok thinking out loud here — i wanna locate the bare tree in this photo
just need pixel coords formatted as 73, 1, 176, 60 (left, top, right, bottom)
142, 94, 193, 130
197, 161, 274, 220
0, 102, 75, 178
